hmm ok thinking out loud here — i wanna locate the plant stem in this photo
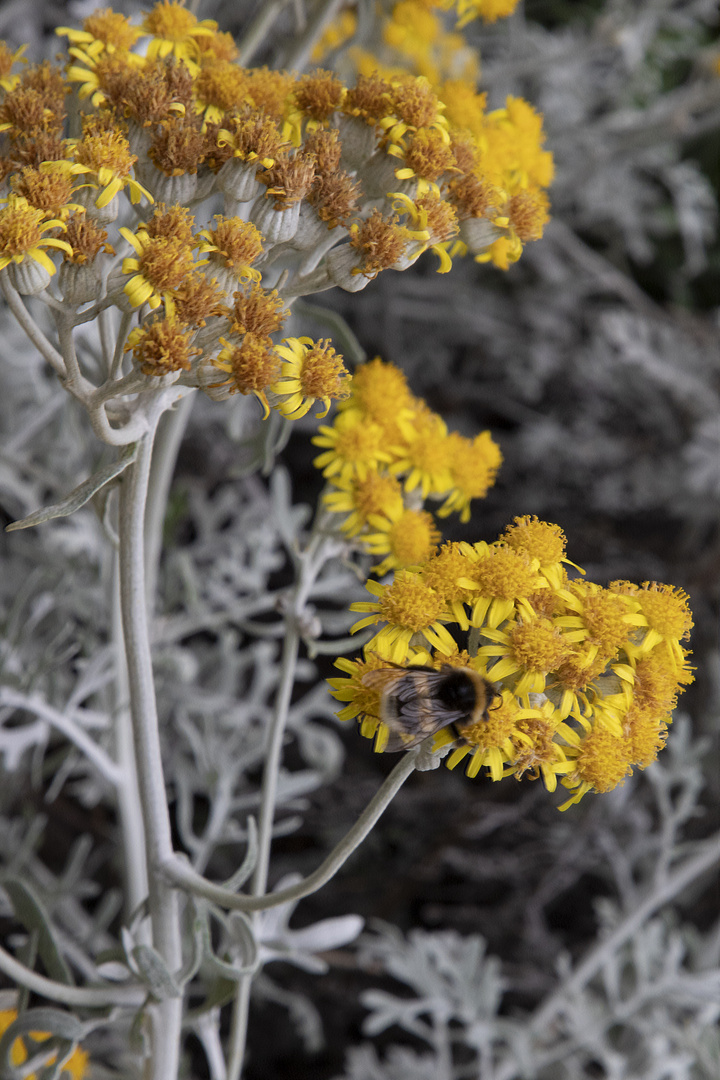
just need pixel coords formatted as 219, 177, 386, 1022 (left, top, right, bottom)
1, 275, 67, 379
144, 390, 195, 612
163, 748, 419, 912
111, 557, 150, 926
118, 406, 183, 1077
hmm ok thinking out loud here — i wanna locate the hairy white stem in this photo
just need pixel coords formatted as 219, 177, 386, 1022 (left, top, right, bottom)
118, 408, 183, 1077
162, 749, 419, 913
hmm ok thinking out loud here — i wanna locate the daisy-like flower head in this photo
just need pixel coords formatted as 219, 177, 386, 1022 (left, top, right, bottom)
0, 41, 27, 93
544, 646, 614, 720
629, 648, 693, 721
438, 430, 502, 522
271, 337, 351, 420
285, 68, 346, 143
172, 270, 225, 327
124, 311, 201, 376
347, 207, 429, 279
419, 541, 480, 628
363, 504, 441, 576
194, 61, 249, 124
554, 581, 647, 669
444, 687, 533, 782
508, 699, 574, 792
389, 126, 457, 195
141, 0, 218, 75
323, 468, 405, 536
243, 67, 295, 122
327, 650, 398, 725
196, 216, 264, 290
313, 407, 394, 484
0, 85, 59, 138
57, 8, 143, 55
558, 720, 634, 810
391, 402, 453, 499
148, 114, 205, 176
64, 125, 152, 209
11, 162, 84, 220
65, 46, 143, 112
216, 112, 285, 168
350, 570, 457, 663
307, 168, 361, 229
379, 75, 449, 149
392, 191, 460, 272
503, 187, 550, 243
209, 333, 281, 418
0, 194, 72, 274
119, 225, 199, 309
142, 201, 196, 243
338, 356, 416, 440
502, 515, 583, 589
230, 283, 287, 337
609, 581, 693, 669
342, 73, 394, 126
464, 541, 547, 629
478, 614, 574, 697
257, 154, 316, 210
61, 212, 114, 265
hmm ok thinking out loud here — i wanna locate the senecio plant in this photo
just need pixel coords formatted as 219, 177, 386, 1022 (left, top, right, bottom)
0, 0, 697, 1077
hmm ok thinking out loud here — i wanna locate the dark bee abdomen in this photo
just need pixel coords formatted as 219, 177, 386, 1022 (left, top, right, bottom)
436, 671, 477, 714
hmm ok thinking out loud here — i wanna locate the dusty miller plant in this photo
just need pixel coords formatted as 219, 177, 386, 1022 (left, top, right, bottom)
0, 1, 717, 1078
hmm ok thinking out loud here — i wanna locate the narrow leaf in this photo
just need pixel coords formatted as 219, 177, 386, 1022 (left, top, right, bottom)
6, 444, 138, 531
1, 878, 73, 985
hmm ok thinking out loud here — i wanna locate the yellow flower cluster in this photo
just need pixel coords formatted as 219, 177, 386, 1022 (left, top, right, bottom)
0, 1009, 88, 1079
0, 0, 551, 419
314, 357, 502, 573
329, 515, 694, 809
320, 0, 550, 269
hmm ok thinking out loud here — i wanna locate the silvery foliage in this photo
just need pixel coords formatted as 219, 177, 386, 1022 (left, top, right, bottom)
336, 721, 720, 1080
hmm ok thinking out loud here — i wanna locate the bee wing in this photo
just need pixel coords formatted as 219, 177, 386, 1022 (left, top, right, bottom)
361, 667, 466, 752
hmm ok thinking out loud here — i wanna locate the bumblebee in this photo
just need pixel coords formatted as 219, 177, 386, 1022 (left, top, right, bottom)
360, 663, 499, 752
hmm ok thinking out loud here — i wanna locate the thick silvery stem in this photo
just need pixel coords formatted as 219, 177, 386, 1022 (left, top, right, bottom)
118, 409, 183, 1077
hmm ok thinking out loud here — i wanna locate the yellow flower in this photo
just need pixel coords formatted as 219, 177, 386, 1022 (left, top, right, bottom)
502, 515, 583, 589
323, 468, 405, 536
444, 688, 532, 781
391, 403, 453, 498
478, 614, 574, 697
554, 581, 647, 668
119, 225, 199, 309
463, 542, 547, 628
272, 337, 351, 420
0, 194, 71, 273
363, 504, 441, 576
57, 9, 143, 54
124, 311, 201, 376
210, 334, 281, 417
141, 0, 218, 75
313, 408, 394, 483
438, 430, 503, 522
0, 41, 27, 92
196, 216, 264, 291
609, 580, 693, 669
350, 571, 456, 663
64, 127, 152, 209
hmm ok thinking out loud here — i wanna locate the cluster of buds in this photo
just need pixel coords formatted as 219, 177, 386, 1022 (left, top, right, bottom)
314, 356, 502, 573
330, 516, 693, 809
0, 0, 553, 448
